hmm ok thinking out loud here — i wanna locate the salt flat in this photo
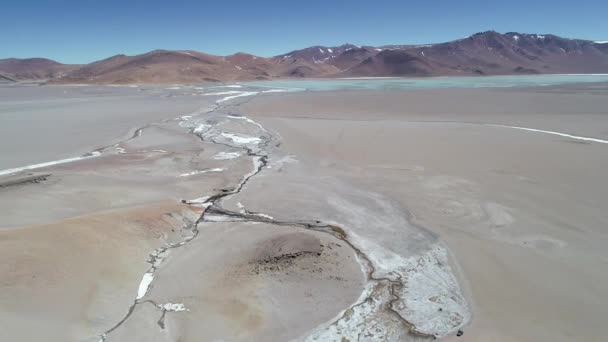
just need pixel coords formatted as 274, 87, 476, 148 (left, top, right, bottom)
243, 83, 608, 341
0, 84, 211, 170
1, 80, 607, 341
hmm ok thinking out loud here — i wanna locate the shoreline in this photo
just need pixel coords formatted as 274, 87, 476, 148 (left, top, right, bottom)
5, 72, 608, 87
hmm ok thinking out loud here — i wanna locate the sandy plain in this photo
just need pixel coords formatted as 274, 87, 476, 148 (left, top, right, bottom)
1, 81, 607, 341
242, 83, 608, 341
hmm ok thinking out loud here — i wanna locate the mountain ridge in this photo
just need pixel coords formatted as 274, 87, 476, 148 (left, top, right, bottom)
2, 31, 607, 84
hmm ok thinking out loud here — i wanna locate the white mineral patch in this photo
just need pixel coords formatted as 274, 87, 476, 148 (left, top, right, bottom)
0, 152, 102, 177
252, 212, 274, 220
177, 168, 223, 177
328, 226, 470, 338
261, 89, 297, 93
193, 123, 211, 134
151, 249, 171, 267
213, 152, 241, 160
216, 92, 258, 103
303, 282, 407, 342
391, 245, 470, 337
186, 196, 210, 204
485, 124, 608, 144
202, 90, 243, 96
226, 115, 267, 131
221, 132, 262, 144
204, 214, 245, 222
158, 303, 188, 312
245, 156, 263, 180
136, 272, 154, 300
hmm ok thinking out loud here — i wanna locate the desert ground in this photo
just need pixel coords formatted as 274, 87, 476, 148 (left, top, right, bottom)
1, 81, 607, 341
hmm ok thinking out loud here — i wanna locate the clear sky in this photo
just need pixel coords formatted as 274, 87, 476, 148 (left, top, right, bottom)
2, 0, 607, 64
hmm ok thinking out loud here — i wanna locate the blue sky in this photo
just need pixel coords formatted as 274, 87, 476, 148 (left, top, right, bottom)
2, 0, 607, 64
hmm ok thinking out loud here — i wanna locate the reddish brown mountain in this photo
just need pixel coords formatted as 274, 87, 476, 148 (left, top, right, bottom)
51, 50, 239, 84
48, 49, 338, 84
0, 58, 79, 81
4, 31, 608, 84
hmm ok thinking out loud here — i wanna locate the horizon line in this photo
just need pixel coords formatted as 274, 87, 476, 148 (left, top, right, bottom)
2, 29, 607, 65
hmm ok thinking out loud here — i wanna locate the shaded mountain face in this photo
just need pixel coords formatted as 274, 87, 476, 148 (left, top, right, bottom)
389, 31, 608, 76
0, 58, 79, 81
340, 50, 434, 77
275, 44, 359, 63
282, 31, 608, 77
5, 31, 608, 84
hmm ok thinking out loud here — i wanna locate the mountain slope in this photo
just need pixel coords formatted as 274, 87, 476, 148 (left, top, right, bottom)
338, 31, 608, 76
50, 50, 337, 84
51, 50, 243, 84
0, 58, 79, 81
6, 31, 608, 84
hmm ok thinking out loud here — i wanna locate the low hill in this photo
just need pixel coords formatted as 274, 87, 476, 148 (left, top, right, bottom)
0, 58, 79, 81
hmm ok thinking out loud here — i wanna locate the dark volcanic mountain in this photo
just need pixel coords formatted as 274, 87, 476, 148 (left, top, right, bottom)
5, 31, 608, 84
0, 58, 79, 81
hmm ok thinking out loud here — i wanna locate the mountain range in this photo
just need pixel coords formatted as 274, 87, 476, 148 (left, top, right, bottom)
1, 31, 607, 84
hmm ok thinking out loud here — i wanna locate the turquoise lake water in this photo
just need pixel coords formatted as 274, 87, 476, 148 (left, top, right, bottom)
243, 74, 608, 91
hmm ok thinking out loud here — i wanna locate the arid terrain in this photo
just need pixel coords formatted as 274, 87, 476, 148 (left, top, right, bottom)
1, 31, 608, 84
1, 79, 608, 342
242, 83, 608, 341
